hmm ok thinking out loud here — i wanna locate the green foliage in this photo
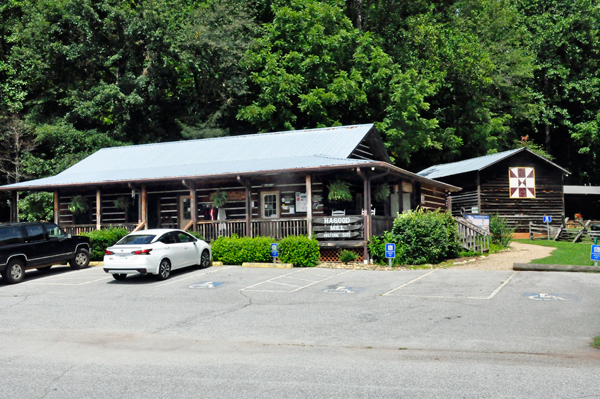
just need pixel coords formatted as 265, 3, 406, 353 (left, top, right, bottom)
82, 228, 129, 261
278, 235, 320, 267
188, 231, 204, 241
68, 195, 89, 214
390, 208, 461, 265
338, 249, 358, 264
210, 235, 273, 265
327, 180, 352, 202
18, 192, 53, 222
490, 214, 515, 247
373, 184, 390, 202
514, 239, 595, 266
210, 190, 228, 209
367, 231, 404, 266
113, 197, 130, 211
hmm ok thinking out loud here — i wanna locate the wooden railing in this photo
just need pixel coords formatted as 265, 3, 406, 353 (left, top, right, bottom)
535, 219, 600, 243
195, 218, 308, 241
61, 223, 138, 235
454, 217, 490, 253
528, 222, 561, 240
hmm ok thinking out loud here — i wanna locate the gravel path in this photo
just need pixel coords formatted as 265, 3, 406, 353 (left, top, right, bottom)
450, 241, 555, 270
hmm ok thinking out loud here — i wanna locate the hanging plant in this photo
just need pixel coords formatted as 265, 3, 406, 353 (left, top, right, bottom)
210, 190, 228, 208
327, 180, 352, 202
374, 184, 391, 202
68, 195, 89, 214
113, 197, 130, 212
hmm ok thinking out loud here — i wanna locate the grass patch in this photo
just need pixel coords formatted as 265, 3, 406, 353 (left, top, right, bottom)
515, 239, 597, 266
593, 336, 600, 349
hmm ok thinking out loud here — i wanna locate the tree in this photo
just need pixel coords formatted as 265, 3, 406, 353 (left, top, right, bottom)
0, 115, 36, 184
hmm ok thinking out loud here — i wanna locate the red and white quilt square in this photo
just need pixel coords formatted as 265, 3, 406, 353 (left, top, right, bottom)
509, 167, 535, 198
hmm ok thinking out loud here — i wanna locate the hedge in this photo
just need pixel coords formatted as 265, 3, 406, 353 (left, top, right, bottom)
81, 228, 130, 261
278, 235, 320, 267
211, 235, 274, 265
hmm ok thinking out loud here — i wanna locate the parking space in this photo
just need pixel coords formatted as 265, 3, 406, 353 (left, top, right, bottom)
240, 268, 353, 293
382, 269, 518, 299
22, 265, 112, 286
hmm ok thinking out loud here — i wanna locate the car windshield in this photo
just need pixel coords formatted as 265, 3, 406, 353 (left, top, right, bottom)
116, 235, 155, 245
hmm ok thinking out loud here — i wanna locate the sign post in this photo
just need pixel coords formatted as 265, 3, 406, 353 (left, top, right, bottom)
543, 215, 552, 240
270, 243, 279, 264
385, 243, 395, 268
591, 245, 600, 267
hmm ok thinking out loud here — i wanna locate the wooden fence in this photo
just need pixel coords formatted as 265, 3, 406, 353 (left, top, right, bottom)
196, 218, 308, 241
531, 219, 600, 243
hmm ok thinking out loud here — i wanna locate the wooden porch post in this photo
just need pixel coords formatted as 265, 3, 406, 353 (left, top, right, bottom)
96, 189, 101, 230
54, 191, 60, 225
245, 185, 252, 237
306, 174, 313, 238
10, 191, 17, 223
191, 182, 197, 232
141, 185, 147, 230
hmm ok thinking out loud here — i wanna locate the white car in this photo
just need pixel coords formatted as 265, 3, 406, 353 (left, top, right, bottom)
103, 229, 211, 281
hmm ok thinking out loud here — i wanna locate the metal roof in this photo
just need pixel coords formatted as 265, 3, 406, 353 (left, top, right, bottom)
564, 185, 600, 195
417, 148, 569, 180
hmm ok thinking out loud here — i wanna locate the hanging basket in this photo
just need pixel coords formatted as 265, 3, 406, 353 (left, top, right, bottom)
68, 195, 89, 215
374, 184, 391, 202
327, 180, 352, 202
210, 190, 228, 209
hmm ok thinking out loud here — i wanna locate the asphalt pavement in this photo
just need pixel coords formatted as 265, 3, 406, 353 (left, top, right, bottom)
1, 264, 599, 398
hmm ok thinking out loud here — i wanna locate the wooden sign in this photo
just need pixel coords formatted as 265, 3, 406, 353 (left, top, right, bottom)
227, 190, 246, 201
316, 231, 361, 239
402, 181, 413, 193
313, 216, 363, 225
313, 224, 363, 232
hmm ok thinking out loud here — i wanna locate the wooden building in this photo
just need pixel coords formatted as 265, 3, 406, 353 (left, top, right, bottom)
418, 148, 569, 231
1, 124, 459, 261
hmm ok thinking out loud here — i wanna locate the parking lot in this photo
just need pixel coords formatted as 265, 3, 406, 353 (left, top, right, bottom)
1, 264, 600, 398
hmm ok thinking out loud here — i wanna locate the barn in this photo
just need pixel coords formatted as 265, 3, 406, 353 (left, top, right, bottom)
1, 124, 460, 261
417, 148, 570, 231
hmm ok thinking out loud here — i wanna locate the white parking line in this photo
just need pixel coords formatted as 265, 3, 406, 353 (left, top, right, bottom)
241, 269, 353, 293
154, 266, 235, 288
21, 266, 104, 285
381, 270, 437, 296
27, 276, 113, 286
381, 270, 519, 300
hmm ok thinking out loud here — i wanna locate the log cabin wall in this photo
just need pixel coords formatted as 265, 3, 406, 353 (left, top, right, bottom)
431, 172, 479, 216
419, 184, 448, 211
479, 153, 564, 231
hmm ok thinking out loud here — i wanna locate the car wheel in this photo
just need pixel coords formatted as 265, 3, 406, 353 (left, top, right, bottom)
37, 266, 52, 272
199, 250, 210, 268
112, 274, 127, 281
70, 248, 90, 270
2, 259, 25, 284
156, 259, 171, 281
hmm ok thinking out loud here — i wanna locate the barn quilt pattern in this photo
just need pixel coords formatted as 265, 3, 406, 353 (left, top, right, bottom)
509, 167, 535, 198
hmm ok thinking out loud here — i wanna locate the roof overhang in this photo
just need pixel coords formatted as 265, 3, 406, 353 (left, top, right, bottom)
564, 185, 600, 195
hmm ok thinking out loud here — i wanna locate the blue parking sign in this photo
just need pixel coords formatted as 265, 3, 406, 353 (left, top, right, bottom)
385, 243, 395, 259
543, 216, 552, 223
591, 245, 600, 261
270, 243, 279, 257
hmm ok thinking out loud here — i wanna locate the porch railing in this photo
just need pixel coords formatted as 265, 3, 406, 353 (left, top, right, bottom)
454, 217, 490, 253
61, 223, 138, 235
196, 218, 308, 242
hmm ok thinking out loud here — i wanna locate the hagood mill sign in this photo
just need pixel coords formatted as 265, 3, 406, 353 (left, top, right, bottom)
313, 216, 363, 239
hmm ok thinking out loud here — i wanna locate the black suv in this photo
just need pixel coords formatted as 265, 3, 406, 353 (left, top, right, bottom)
0, 222, 91, 284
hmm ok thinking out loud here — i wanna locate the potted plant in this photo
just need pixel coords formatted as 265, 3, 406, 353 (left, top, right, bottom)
210, 190, 228, 208
327, 180, 352, 202
374, 184, 391, 202
68, 195, 89, 215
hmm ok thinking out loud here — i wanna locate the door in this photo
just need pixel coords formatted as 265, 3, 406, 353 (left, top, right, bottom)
261, 191, 280, 218
158, 232, 186, 268
179, 196, 192, 229
175, 231, 199, 267
22, 224, 52, 266
43, 223, 72, 261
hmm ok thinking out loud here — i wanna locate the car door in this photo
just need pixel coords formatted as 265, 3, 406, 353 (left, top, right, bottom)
175, 232, 199, 267
22, 224, 52, 266
42, 223, 72, 262
159, 232, 186, 269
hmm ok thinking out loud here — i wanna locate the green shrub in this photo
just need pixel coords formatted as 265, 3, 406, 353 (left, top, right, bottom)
339, 249, 358, 264
82, 228, 130, 261
390, 208, 461, 265
367, 231, 404, 266
278, 235, 320, 267
188, 231, 204, 240
490, 214, 515, 247
211, 235, 274, 265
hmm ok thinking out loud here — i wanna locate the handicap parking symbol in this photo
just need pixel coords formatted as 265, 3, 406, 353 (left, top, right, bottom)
189, 281, 224, 289
526, 292, 568, 301
324, 286, 357, 294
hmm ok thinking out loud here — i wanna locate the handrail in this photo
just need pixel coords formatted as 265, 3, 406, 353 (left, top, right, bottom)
454, 217, 491, 236
453, 216, 490, 253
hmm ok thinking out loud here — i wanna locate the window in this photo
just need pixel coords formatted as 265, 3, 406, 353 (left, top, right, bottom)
44, 223, 66, 239
0, 226, 24, 247
116, 235, 156, 245
176, 232, 195, 242
158, 233, 177, 244
261, 191, 280, 218
25, 224, 45, 242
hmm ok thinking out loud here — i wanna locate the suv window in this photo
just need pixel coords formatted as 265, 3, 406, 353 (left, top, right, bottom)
43, 223, 66, 239
24, 224, 45, 242
177, 232, 196, 243
0, 226, 24, 246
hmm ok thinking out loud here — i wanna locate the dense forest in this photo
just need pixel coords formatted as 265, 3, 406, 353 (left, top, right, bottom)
1, 0, 599, 219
